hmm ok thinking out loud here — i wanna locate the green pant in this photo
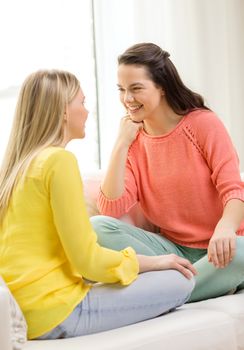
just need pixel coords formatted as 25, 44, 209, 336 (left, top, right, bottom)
90, 215, 244, 302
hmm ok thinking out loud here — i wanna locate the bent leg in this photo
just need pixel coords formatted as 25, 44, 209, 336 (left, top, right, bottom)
90, 215, 183, 256
39, 270, 194, 338
189, 236, 244, 302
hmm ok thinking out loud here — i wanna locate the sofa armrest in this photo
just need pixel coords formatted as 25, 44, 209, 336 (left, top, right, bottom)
0, 287, 13, 350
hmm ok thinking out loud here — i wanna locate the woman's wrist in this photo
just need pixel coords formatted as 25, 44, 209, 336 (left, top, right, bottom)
137, 255, 158, 273
114, 138, 131, 152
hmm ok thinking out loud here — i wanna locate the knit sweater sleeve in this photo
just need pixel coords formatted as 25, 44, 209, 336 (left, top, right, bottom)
186, 111, 244, 206
44, 150, 138, 285
97, 157, 138, 217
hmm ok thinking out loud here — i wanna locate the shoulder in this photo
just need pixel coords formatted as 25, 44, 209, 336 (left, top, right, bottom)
39, 147, 76, 162
184, 109, 229, 139
182, 109, 235, 157
32, 147, 78, 174
186, 109, 223, 128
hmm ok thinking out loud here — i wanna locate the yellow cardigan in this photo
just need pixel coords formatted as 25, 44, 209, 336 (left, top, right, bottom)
0, 147, 138, 339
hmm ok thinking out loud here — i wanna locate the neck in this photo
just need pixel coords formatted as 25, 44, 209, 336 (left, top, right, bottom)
143, 104, 183, 136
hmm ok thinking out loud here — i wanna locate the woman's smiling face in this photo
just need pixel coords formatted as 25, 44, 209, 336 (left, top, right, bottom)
117, 64, 164, 122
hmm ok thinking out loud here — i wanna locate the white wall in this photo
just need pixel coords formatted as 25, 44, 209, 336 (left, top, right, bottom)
0, 0, 98, 171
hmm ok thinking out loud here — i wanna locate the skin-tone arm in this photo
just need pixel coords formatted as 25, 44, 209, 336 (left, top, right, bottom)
137, 254, 197, 279
101, 116, 143, 198
208, 198, 244, 268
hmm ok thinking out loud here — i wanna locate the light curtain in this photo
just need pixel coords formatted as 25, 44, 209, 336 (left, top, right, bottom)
93, 0, 244, 170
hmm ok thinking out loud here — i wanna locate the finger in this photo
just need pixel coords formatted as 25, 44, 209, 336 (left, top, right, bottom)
123, 114, 131, 120
174, 264, 193, 280
186, 264, 197, 276
222, 239, 230, 267
229, 238, 236, 262
209, 242, 219, 267
173, 257, 197, 275
216, 240, 224, 267
207, 249, 212, 262
181, 260, 197, 275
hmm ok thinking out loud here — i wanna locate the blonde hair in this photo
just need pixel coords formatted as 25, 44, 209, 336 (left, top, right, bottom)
0, 69, 80, 220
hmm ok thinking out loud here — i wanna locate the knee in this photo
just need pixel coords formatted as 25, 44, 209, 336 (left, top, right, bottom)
159, 270, 195, 304
172, 270, 195, 304
90, 215, 120, 238
179, 273, 195, 302
90, 215, 124, 245
90, 215, 126, 249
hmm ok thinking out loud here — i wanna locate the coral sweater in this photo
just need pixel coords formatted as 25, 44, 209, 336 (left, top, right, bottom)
98, 110, 244, 248
0, 147, 138, 339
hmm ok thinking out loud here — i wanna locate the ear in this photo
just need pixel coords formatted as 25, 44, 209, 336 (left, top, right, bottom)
161, 89, 165, 96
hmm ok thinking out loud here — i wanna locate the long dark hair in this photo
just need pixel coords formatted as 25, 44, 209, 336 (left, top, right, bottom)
118, 43, 209, 115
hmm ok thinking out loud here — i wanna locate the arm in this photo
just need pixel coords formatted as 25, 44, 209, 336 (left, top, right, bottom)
193, 112, 244, 267
137, 254, 197, 279
194, 112, 244, 203
46, 150, 139, 285
101, 115, 143, 198
208, 198, 244, 268
98, 116, 143, 216
101, 140, 130, 199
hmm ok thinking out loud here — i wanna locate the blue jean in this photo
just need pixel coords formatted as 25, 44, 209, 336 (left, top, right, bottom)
37, 269, 194, 339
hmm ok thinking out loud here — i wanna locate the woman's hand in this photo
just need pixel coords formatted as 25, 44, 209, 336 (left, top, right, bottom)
208, 228, 236, 268
208, 199, 244, 268
116, 115, 143, 148
137, 254, 197, 279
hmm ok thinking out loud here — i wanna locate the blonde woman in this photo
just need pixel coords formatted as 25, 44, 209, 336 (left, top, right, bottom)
0, 70, 195, 340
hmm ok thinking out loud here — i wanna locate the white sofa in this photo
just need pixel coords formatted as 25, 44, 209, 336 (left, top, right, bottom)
1, 171, 244, 350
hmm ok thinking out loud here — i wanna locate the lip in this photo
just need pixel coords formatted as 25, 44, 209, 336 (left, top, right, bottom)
127, 105, 143, 113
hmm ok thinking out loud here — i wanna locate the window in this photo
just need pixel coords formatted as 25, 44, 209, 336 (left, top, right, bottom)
0, 0, 99, 171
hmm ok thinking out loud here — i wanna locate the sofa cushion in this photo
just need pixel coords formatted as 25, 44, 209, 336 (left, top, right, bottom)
0, 276, 27, 350
183, 291, 244, 349
24, 308, 236, 350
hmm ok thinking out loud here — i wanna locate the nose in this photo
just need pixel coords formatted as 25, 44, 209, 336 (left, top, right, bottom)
124, 91, 134, 103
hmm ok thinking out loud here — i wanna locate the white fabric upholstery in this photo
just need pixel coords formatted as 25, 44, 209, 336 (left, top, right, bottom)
1, 287, 242, 350
0, 287, 12, 350
24, 309, 237, 350
0, 277, 27, 350
182, 290, 244, 348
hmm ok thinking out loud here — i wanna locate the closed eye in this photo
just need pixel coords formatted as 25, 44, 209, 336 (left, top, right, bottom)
117, 87, 125, 92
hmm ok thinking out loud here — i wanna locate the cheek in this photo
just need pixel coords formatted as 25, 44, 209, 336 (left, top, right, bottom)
119, 93, 125, 104
82, 108, 88, 121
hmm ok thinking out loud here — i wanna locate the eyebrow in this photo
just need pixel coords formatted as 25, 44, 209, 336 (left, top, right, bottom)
117, 82, 144, 88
